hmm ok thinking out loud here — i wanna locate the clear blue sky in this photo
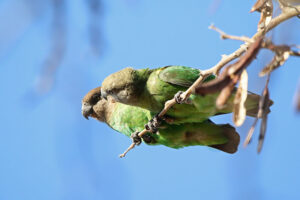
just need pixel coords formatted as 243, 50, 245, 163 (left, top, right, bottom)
0, 0, 300, 200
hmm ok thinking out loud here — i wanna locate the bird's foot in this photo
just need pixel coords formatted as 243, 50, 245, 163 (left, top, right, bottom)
130, 131, 156, 146
131, 131, 142, 145
174, 91, 184, 104
174, 91, 192, 104
141, 134, 156, 144
144, 114, 164, 133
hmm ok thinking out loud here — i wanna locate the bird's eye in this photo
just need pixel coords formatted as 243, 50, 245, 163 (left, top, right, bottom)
90, 93, 101, 104
95, 93, 101, 100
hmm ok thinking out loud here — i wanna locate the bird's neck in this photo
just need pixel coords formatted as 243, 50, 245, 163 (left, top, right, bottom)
129, 68, 153, 103
136, 68, 152, 81
103, 99, 118, 122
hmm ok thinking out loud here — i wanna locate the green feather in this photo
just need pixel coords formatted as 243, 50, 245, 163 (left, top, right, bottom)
104, 101, 239, 153
159, 66, 215, 87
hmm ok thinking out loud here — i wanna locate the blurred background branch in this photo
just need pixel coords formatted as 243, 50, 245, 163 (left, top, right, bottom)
36, 0, 66, 95
0, 0, 104, 97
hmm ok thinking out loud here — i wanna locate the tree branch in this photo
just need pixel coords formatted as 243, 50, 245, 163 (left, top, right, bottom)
209, 24, 253, 43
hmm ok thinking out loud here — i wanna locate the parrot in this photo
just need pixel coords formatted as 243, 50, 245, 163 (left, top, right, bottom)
100, 66, 270, 125
82, 87, 240, 153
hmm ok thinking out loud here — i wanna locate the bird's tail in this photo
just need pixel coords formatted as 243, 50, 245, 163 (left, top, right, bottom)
218, 90, 273, 118
209, 123, 240, 154
244, 91, 273, 117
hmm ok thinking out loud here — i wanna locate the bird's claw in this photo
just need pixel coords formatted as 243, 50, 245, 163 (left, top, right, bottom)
131, 131, 142, 145
174, 91, 184, 104
141, 134, 155, 144
174, 91, 191, 104
144, 114, 163, 133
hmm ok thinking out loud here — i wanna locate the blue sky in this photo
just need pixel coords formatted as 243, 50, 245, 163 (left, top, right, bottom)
0, 0, 300, 200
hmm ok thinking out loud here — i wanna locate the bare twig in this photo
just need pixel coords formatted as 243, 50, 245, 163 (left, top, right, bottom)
278, 0, 300, 15
233, 70, 248, 126
257, 88, 269, 153
257, 0, 273, 31
260, 40, 300, 76
244, 118, 259, 147
195, 38, 263, 96
251, 0, 268, 13
209, 24, 253, 43
259, 51, 290, 76
119, 129, 148, 158
119, 143, 137, 158
297, 90, 300, 112
210, 25, 300, 58
294, 79, 300, 112
244, 74, 271, 148
290, 50, 300, 56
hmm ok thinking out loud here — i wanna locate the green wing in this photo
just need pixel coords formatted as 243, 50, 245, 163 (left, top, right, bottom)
158, 66, 215, 87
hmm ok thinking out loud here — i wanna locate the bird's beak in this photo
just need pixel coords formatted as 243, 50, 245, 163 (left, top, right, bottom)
101, 88, 108, 100
81, 102, 93, 120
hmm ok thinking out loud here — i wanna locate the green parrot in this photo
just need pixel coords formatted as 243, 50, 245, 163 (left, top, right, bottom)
101, 66, 266, 125
82, 87, 240, 153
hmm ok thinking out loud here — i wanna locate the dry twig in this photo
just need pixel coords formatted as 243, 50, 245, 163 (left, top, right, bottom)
244, 74, 271, 151
195, 38, 262, 97
209, 24, 253, 43
257, 0, 273, 30
294, 80, 300, 112
233, 70, 249, 127
296, 87, 300, 112
260, 41, 300, 76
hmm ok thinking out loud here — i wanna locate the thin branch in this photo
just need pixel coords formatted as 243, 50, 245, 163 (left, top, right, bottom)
233, 69, 248, 127
209, 24, 253, 43
259, 40, 300, 76
244, 118, 259, 147
296, 81, 300, 112
209, 25, 300, 57
195, 38, 263, 96
290, 50, 300, 56
244, 74, 271, 147
257, 87, 269, 153
207, 5, 300, 76
119, 129, 148, 158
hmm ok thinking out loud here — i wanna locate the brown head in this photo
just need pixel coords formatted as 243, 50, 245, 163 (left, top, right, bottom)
101, 67, 151, 105
82, 86, 107, 122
